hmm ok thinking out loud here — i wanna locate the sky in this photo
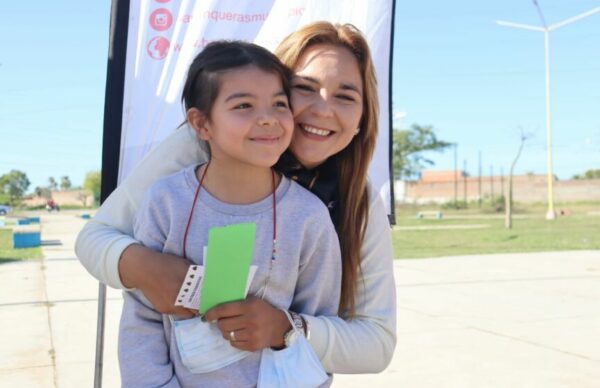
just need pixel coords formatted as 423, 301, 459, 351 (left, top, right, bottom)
1, 1, 598, 191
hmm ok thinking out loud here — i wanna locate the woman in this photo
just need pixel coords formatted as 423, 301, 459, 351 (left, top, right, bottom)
76, 22, 396, 374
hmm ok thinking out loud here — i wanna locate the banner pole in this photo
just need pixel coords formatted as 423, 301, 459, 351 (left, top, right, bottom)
95, 0, 129, 386
387, 0, 398, 225
93, 283, 107, 388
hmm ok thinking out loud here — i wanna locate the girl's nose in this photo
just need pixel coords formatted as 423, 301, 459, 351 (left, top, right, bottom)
257, 111, 277, 126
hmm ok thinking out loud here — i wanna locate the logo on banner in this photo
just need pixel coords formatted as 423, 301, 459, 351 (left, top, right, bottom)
150, 8, 173, 31
147, 36, 170, 60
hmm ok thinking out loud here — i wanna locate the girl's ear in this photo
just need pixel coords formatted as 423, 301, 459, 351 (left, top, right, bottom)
187, 108, 211, 140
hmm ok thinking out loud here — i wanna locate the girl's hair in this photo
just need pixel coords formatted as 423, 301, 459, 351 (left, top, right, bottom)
182, 40, 292, 117
275, 22, 379, 317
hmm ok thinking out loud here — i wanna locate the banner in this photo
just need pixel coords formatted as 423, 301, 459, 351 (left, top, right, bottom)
114, 0, 395, 214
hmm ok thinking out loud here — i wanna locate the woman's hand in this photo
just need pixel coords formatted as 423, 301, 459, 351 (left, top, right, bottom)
204, 296, 291, 351
119, 244, 195, 318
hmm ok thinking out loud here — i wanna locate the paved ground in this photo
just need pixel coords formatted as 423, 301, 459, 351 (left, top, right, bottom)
1, 213, 599, 387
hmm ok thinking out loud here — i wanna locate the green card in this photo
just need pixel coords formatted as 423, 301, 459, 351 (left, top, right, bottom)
199, 223, 256, 313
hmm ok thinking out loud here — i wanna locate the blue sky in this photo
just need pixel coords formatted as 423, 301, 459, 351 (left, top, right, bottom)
1, 1, 598, 190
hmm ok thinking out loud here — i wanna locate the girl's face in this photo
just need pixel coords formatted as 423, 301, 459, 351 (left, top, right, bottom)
289, 44, 364, 169
191, 65, 294, 169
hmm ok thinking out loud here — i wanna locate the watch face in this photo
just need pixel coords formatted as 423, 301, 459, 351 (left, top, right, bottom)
285, 329, 301, 347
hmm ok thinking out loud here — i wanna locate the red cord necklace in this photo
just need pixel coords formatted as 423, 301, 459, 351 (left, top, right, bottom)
182, 162, 278, 285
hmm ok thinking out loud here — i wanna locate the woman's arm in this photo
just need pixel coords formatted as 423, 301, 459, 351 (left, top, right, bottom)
303, 185, 396, 373
75, 126, 206, 314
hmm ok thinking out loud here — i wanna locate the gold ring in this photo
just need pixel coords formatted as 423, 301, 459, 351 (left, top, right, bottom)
229, 330, 236, 342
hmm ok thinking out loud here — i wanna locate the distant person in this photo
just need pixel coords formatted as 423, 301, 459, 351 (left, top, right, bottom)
76, 22, 396, 377
46, 199, 60, 212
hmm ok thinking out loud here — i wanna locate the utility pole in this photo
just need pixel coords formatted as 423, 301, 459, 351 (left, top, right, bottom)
478, 151, 482, 208
500, 167, 505, 198
463, 159, 468, 206
497, 3, 600, 220
453, 143, 458, 206
490, 165, 495, 202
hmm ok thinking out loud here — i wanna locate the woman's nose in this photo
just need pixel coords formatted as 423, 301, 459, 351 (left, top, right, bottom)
312, 90, 334, 118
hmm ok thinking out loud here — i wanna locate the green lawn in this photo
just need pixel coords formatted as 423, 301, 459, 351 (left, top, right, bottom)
392, 202, 600, 259
0, 228, 42, 264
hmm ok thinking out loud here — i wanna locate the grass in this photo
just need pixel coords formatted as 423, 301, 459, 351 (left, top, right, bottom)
0, 228, 42, 264
392, 201, 600, 259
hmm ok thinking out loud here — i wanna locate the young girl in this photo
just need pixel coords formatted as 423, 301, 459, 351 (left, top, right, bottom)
118, 41, 341, 387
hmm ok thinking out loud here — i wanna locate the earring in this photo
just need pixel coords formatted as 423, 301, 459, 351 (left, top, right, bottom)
355, 128, 361, 135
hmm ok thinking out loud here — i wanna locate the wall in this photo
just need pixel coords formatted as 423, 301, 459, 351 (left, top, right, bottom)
397, 174, 600, 204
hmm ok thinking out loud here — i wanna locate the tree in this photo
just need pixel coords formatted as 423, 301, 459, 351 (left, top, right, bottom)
84, 171, 102, 205
505, 131, 531, 229
0, 170, 31, 206
48, 176, 58, 191
392, 124, 452, 180
34, 186, 53, 199
572, 169, 600, 180
60, 176, 72, 191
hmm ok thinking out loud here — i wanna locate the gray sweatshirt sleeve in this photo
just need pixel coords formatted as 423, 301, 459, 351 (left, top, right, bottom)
118, 186, 180, 387
119, 292, 180, 388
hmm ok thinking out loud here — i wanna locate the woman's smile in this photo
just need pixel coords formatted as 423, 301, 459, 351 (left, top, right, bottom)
289, 44, 364, 168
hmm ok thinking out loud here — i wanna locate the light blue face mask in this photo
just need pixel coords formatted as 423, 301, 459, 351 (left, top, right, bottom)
257, 311, 329, 388
170, 316, 251, 374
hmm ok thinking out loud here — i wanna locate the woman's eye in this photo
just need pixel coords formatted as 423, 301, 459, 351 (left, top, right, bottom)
337, 94, 356, 103
275, 100, 289, 108
234, 103, 251, 109
293, 84, 314, 92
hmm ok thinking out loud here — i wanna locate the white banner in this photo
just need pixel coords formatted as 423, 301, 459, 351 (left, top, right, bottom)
121, 0, 394, 213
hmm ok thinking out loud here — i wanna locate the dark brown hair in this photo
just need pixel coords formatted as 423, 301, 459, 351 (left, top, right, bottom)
182, 40, 292, 118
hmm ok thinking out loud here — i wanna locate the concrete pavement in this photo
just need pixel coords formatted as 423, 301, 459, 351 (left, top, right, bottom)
1, 213, 599, 387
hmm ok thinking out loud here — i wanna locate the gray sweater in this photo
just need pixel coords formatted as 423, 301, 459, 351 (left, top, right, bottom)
119, 165, 341, 387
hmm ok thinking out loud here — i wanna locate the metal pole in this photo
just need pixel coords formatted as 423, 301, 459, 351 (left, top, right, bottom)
478, 151, 482, 207
497, 5, 600, 221
94, 283, 107, 388
544, 30, 556, 219
500, 167, 505, 197
463, 159, 467, 206
490, 165, 494, 201
453, 144, 458, 205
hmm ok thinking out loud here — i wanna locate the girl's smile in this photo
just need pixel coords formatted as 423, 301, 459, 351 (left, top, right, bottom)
189, 65, 294, 170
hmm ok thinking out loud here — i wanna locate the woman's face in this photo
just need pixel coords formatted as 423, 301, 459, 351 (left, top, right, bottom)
289, 44, 364, 169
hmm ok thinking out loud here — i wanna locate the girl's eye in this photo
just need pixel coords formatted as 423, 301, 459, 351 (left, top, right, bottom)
234, 103, 251, 109
275, 100, 289, 108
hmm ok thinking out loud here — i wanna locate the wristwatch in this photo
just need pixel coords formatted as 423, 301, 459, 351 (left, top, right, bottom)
283, 310, 304, 347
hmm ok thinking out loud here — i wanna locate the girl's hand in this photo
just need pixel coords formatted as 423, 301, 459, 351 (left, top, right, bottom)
119, 244, 195, 318
204, 296, 291, 351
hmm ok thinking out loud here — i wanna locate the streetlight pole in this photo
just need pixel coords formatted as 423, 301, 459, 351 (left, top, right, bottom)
497, 3, 600, 220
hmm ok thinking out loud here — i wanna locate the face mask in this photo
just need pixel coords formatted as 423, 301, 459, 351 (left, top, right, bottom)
257, 311, 329, 388
170, 316, 251, 374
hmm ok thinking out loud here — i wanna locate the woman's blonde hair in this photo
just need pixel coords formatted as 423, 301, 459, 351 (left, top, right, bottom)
275, 22, 379, 317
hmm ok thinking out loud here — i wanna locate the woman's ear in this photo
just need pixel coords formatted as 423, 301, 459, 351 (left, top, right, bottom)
187, 108, 211, 140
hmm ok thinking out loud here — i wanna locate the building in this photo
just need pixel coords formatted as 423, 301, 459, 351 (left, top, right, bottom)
395, 170, 600, 204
